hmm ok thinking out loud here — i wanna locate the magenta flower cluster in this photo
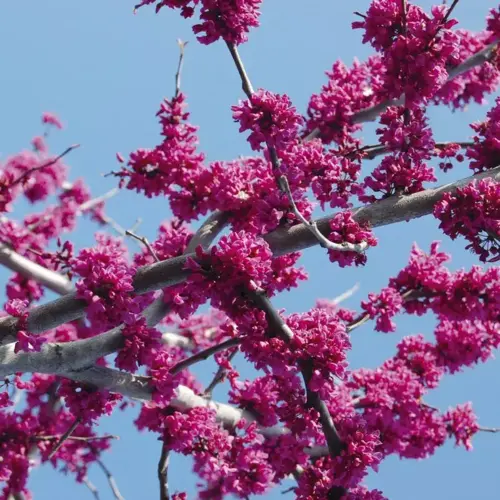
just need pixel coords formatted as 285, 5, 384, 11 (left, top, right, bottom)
3, 1, 500, 499
135, 0, 262, 45
434, 178, 500, 262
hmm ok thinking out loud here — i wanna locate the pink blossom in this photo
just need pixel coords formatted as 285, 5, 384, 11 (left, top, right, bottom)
116, 93, 204, 199
115, 316, 163, 372
71, 234, 139, 329
327, 211, 378, 267
186, 231, 274, 316
194, 0, 262, 45
434, 178, 500, 262
232, 89, 303, 151
395, 335, 443, 388
288, 308, 351, 389
305, 57, 385, 144
58, 381, 122, 423
467, 97, 500, 172
444, 403, 479, 450
435, 319, 500, 373
354, 2, 460, 106
361, 286, 403, 333
41, 112, 63, 129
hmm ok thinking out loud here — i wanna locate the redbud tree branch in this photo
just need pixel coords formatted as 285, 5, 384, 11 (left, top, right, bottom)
0, 165, 498, 344
350, 40, 499, 125
248, 290, 344, 458
158, 445, 170, 500
9, 144, 80, 188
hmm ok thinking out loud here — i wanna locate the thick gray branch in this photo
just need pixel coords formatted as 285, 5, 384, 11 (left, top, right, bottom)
1, 166, 497, 341
0, 244, 73, 295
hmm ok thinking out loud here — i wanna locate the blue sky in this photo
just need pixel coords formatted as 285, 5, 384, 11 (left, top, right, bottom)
2, 1, 500, 499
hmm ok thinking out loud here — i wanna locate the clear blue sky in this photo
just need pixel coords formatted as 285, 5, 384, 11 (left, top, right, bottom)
1, 1, 500, 498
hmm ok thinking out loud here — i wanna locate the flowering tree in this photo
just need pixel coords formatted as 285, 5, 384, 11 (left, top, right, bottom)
1, 1, 500, 499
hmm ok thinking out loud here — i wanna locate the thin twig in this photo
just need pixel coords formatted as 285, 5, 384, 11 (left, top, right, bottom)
10, 144, 80, 188
48, 416, 82, 459
203, 347, 238, 397
479, 426, 500, 433
128, 218, 143, 234
279, 175, 369, 254
442, 0, 460, 26
93, 453, 125, 500
79, 188, 119, 212
355, 141, 473, 161
82, 477, 101, 500
36, 434, 119, 442
226, 42, 254, 98
169, 337, 243, 375
126, 230, 160, 262
329, 283, 360, 306
158, 444, 170, 500
174, 39, 187, 98
98, 214, 128, 237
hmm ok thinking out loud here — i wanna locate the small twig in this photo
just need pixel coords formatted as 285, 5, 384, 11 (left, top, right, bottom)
226, 42, 254, 98
126, 230, 160, 262
479, 426, 500, 433
36, 434, 119, 442
400, 0, 407, 34
174, 39, 187, 98
279, 175, 369, 254
169, 337, 243, 375
98, 214, 128, 237
353, 11, 367, 19
353, 141, 473, 161
346, 313, 370, 333
79, 188, 119, 212
204, 347, 239, 397
128, 218, 143, 234
82, 477, 101, 500
330, 283, 360, 306
10, 144, 80, 189
48, 416, 81, 459
442, 0, 460, 26
158, 444, 170, 500
94, 456, 125, 500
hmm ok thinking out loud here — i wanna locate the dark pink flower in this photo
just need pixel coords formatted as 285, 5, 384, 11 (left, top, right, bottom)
194, 0, 262, 45
232, 89, 303, 151
41, 112, 63, 129
444, 403, 479, 450
434, 178, 500, 262
115, 316, 163, 372
361, 287, 403, 333
327, 211, 378, 267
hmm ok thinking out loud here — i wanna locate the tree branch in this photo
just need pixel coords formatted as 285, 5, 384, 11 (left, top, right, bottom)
158, 444, 170, 500
169, 337, 242, 375
249, 291, 344, 457
0, 245, 73, 295
351, 40, 498, 125
0, 166, 498, 342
